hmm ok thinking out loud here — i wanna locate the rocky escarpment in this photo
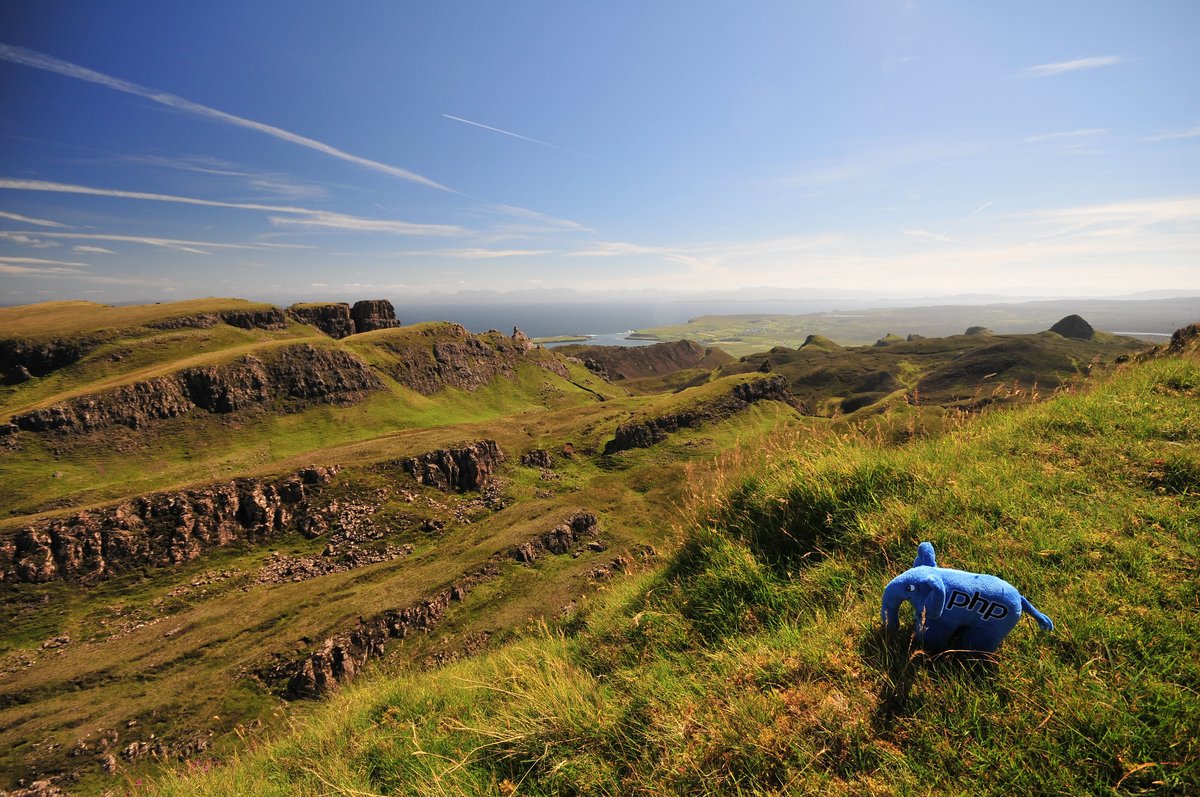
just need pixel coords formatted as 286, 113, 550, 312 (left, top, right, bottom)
564, 339, 734, 382
285, 299, 400, 338
272, 511, 598, 697
604, 375, 796, 454
0, 337, 100, 384
350, 300, 401, 333
6, 344, 381, 435
400, 440, 505, 492
147, 308, 288, 331
0, 466, 338, 583
373, 324, 569, 395
286, 303, 356, 339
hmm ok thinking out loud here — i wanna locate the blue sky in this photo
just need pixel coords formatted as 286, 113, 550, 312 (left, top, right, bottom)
1, 1, 1197, 304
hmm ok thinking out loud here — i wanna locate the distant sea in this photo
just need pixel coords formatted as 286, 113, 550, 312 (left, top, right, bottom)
388, 299, 840, 346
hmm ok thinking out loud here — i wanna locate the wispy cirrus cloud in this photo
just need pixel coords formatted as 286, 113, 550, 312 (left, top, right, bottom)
267, 212, 464, 236
1141, 124, 1200, 143
122, 155, 331, 200
0, 209, 67, 227
2, 232, 59, 248
1021, 55, 1123, 77
0, 255, 88, 275
72, 245, 115, 254
0, 42, 450, 192
0, 178, 463, 237
0, 229, 312, 255
1025, 128, 1107, 143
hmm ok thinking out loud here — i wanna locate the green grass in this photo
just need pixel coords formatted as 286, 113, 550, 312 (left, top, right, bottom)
0, 298, 282, 339
148, 350, 1198, 796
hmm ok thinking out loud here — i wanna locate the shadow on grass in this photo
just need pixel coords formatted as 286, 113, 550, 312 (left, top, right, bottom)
859, 625, 1000, 730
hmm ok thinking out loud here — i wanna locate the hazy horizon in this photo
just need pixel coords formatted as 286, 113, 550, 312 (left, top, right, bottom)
2, 3, 1198, 304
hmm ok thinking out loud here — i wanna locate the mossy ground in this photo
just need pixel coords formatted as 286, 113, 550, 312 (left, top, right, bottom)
147, 351, 1198, 796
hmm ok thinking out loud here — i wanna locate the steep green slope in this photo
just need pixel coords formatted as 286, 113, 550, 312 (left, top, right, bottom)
149, 342, 1198, 796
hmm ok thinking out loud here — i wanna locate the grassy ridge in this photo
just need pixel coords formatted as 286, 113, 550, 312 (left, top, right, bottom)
149, 350, 1198, 795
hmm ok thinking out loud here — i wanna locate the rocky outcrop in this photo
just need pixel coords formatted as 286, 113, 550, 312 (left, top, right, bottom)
373, 324, 569, 395
273, 511, 599, 697
521, 448, 554, 468
350, 300, 400, 334
964, 326, 994, 336
401, 440, 504, 491
0, 466, 338, 583
286, 303, 356, 339
1049, 314, 1094, 340
509, 511, 598, 563
147, 308, 288, 331
9, 344, 381, 434
604, 375, 795, 454
560, 339, 733, 382
286, 300, 400, 337
0, 337, 98, 384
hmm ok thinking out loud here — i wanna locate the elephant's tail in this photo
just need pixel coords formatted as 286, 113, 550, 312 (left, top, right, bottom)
1021, 596, 1054, 631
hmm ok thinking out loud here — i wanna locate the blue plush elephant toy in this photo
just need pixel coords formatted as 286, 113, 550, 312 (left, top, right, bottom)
881, 542, 1054, 652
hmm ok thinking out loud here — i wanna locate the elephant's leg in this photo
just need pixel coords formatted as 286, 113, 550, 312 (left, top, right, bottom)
919, 621, 957, 652
956, 614, 1019, 652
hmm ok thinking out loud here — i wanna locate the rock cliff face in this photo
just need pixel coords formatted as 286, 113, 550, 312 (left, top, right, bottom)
0, 337, 98, 384
286, 299, 400, 338
0, 466, 338, 583
146, 308, 288, 331
8, 344, 381, 435
605, 375, 794, 454
400, 440, 505, 491
564, 339, 733, 382
373, 324, 568, 395
286, 303, 356, 339
350, 300, 401, 334
275, 511, 598, 697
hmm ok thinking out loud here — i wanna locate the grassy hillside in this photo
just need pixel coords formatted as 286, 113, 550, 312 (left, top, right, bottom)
149, 344, 1198, 796
631, 297, 1199, 354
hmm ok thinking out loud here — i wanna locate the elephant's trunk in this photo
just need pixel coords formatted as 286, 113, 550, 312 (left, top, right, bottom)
880, 582, 907, 629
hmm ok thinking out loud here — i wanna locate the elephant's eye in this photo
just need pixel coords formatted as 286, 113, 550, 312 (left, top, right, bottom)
905, 584, 915, 592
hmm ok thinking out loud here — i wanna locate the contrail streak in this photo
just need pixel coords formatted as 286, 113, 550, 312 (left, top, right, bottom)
443, 114, 612, 162
0, 43, 450, 192
940, 200, 993, 238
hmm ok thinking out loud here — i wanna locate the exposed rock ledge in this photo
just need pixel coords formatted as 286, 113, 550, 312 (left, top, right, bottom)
5, 344, 381, 436
0, 466, 339, 583
271, 511, 599, 697
604, 375, 796, 454
400, 440, 505, 491
371, 323, 569, 395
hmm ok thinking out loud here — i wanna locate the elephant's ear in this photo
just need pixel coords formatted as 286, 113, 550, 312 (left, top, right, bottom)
926, 572, 946, 619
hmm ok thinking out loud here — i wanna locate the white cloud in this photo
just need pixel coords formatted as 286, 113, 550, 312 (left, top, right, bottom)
0, 255, 88, 275
72, 245, 116, 254
1021, 56, 1123, 77
2, 232, 59, 248
1141, 124, 1200, 143
0, 178, 458, 237
1024, 128, 1107, 143
268, 212, 465, 236
0, 229, 314, 254
0, 209, 67, 227
0, 43, 450, 191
